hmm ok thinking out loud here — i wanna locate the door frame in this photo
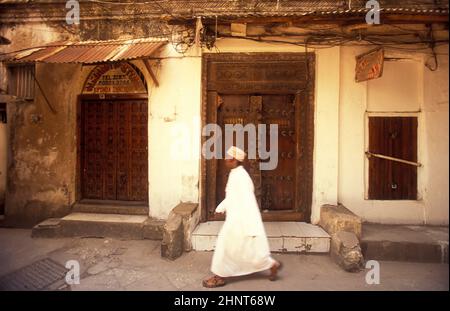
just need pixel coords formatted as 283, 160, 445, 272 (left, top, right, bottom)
200, 53, 315, 223
75, 93, 148, 203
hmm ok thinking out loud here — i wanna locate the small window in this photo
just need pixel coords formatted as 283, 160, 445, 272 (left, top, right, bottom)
368, 117, 418, 200
0, 103, 6, 123
7, 64, 35, 100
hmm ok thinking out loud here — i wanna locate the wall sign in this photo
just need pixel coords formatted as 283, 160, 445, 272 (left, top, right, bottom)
355, 48, 384, 82
82, 62, 147, 94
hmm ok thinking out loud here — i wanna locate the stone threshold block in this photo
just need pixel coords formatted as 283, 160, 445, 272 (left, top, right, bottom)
161, 203, 199, 260
319, 204, 362, 239
32, 213, 165, 240
192, 221, 330, 253
330, 231, 364, 272
319, 205, 365, 272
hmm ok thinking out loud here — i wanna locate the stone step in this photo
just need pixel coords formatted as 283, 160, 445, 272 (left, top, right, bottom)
361, 224, 449, 263
32, 213, 164, 240
72, 200, 149, 216
192, 221, 331, 253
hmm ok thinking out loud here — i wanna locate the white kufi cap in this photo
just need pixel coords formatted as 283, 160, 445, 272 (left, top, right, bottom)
226, 146, 246, 162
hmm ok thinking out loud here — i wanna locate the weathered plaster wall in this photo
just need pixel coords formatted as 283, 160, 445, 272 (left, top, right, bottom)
0, 23, 71, 92
312, 46, 340, 224
0, 18, 170, 225
144, 46, 202, 220
0, 121, 6, 214
422, 45, 449, 225
4, 62, 84, 226
0, 23, 77, 226
338, 45, 449, 225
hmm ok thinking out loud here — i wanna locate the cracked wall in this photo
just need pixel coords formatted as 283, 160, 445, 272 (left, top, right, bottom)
4, 62, 85, 226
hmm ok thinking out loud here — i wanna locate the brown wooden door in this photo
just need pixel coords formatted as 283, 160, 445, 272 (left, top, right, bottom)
368, 117, 418, 200
202, 53, 315, 222
215, 95, 263, 210
81, 99, 148, 201
260, 94, 297, 211
210, 93, 309, 220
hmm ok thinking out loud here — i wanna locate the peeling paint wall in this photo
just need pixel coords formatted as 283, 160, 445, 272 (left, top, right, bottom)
0, 22, 76, 226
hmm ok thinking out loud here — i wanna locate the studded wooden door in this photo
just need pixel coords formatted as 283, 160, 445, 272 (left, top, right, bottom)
260, 95, 297, 211
215, 95, 263, 210
203, 53, 315, 222
81, 99, 148, 201
210, 93, 310, 220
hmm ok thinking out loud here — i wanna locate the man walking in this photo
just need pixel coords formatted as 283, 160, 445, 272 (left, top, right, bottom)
203, 146, 282, 288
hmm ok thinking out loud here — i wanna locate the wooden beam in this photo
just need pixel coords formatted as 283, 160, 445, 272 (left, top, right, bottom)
382, 14, 449, 24
143, 59, 159, 88
191, 13, 449, 26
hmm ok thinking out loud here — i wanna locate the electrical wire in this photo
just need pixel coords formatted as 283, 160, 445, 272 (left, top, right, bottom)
1, 7, 448, 64
85, 0, 191, 20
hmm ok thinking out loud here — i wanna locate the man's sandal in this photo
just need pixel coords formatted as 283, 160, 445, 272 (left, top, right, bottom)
269, 261, 283, 281
202, 275, 226, 288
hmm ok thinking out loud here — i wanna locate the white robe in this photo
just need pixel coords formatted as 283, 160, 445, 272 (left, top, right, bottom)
211, 165, 276, 277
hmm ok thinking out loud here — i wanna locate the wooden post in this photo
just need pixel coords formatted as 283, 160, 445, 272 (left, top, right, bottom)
143, 59, 159, 87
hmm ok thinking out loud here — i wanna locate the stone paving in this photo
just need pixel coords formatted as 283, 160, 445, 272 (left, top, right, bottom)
0, 228, 448, 291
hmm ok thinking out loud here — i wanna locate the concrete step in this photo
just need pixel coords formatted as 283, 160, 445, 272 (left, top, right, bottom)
192, 221, 331, 253
32, 213, 164, 240
361, 224, 449, 263
72, 200, 149, 216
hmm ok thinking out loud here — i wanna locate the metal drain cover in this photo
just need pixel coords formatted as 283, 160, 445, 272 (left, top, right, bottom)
0, 258, 68, 291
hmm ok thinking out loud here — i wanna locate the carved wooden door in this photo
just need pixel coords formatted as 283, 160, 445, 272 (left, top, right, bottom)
260, 94, 297, 211
215, 95, 263, 210
203, 53, 315, 222
81, 99, 148, 202
210, 94, 305, 220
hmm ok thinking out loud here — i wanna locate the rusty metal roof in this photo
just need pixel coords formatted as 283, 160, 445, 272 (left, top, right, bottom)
195, 7, 450, 19
165, 0, 449, 15
1, 1, 447, 19
1, 37, 167, 64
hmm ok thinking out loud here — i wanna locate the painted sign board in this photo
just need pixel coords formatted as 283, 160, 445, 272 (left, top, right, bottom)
83, 62, 147, 94
355, 48, 384, 82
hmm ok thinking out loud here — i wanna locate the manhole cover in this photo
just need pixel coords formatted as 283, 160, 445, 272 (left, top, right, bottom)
0, 258, 68, 291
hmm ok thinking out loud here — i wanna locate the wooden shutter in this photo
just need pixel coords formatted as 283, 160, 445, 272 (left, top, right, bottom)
8, 65, 35, 100
368, 117, 418, 200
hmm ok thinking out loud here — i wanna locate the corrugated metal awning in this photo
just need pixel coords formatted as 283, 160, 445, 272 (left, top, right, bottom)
1, 37, 167, 64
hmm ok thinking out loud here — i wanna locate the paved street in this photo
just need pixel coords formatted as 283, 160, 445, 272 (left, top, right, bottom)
0, 228, 448, 291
